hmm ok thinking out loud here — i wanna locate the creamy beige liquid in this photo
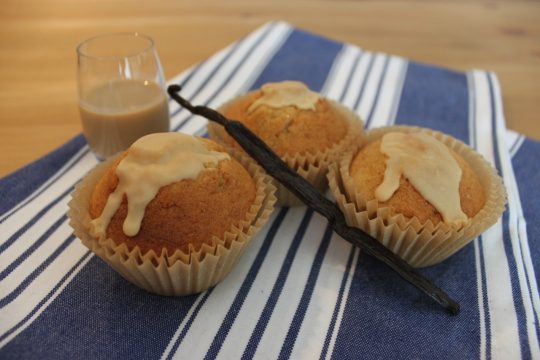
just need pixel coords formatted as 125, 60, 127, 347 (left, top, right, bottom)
79, 79, 170, 159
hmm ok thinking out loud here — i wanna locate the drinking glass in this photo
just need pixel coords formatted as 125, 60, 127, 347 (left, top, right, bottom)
77, 33, 170, 159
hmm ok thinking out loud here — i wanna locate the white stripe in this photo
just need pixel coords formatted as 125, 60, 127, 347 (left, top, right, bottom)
159, 293, 206, 360
468, 72, 486, 360
505, 129, 520, 155
288, 239, 353, 359
356, 53, 387, 120
200, 23, 292, 112
0, 241, 90, 339
0, 193, 73, 273
169, 22, 285, 131
507, 129, 525, 159
0, 150, 96, 246
340, 52, 371, 109
160, 209, 278, 360
368, 56, 408, 128
171, 22, 292, 134
322, 46, 362, 100
324, 249, 360, 360
0, 145, 88, 224
321, 55, 407, 358
472, 70, 521, 359
251, 214, 328, 360
167, 39, 236, 117
172, 209, 307, 359
489, 72, 540, 358
0, 222, 73, 298
474, 239, 488, 360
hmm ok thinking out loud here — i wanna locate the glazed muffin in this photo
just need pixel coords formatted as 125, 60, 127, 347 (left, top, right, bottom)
209, 80, 363, 206
68, 132, 276, 295
328, 126, 506, 267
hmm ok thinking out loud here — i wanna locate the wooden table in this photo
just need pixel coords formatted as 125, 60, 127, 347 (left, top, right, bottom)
1, 0, 539, 176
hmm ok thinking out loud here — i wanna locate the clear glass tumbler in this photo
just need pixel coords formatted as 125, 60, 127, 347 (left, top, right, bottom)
77, 33, 170, 159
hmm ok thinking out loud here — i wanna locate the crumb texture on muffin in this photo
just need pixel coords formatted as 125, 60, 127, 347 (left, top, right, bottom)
350, 132, 486, 227
89, 133, 257, 254
219, 81, 350, 156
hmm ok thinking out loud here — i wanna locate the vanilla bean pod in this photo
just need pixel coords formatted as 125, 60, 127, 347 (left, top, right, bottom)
168, 85, 460, 315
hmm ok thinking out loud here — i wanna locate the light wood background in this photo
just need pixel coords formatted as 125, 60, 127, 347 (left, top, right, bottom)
1, 0, 539, 176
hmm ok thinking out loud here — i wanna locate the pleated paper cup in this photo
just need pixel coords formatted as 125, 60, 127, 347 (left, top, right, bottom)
68, 148, 276, 296
208, 99, 364, 207
328, 125, 507, 267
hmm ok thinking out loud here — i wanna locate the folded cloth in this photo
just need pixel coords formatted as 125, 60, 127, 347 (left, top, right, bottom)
0, 21, 538, 360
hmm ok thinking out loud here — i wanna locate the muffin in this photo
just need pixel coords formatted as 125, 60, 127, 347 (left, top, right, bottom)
68, 132, 276, 295
328, 126, 506, 267
209, 80, 363, 206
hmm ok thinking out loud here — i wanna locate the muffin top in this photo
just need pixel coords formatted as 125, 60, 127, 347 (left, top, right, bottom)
219, 81, 350, 156
349, 132, 485, 228
89, 132, 256, 254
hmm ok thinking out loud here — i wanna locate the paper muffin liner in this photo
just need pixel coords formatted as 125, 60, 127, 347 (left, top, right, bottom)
328, 125, 507, 267
208, 99, 364, 207
67, 148, 277, 296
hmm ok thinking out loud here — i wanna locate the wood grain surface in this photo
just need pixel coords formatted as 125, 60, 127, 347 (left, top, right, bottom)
1, 0, 539, 176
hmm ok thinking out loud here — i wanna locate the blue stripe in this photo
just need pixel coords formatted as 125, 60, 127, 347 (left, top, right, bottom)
0, 147, 89, 225
0, 233, 75, 308
335, 50, 363, 102
0, 186, 73, 254
364, 56, 390, 128
0, 135, 87, 217
319, 247, 357, 360
278, 223, 334, 359
241, 209, 314, 359
395, 62, 469, 142
166, 289, 215, 360
0, 213, 69, 281
0, 250, 92, 344
352, 53, 376, 113
478, 236, 492, 359
487, 73, 529, 358
202, 209, 288, 360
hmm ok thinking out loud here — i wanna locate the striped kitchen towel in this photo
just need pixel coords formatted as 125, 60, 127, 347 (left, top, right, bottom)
0, 21, 538, 360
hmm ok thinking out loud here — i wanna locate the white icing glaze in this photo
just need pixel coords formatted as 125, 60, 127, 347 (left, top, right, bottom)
90, 133, 229, 237
375, 132, 469, 227
247, 81, 320, 113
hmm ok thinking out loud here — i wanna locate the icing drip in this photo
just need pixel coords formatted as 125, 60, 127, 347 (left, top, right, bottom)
247, 81, 320, 113
375, 132, 468, 228
90, 133, 229, 237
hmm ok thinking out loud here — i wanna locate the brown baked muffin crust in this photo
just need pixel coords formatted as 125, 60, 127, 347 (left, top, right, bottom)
219, 91, 349, 156
349, 138, 486, 225
89, 140, 257, 254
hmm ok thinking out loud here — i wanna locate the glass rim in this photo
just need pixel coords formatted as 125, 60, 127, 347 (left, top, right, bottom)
76, 32, 155, 60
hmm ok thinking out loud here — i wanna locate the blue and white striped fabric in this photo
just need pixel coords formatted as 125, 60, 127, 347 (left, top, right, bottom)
0, 21, 538, 359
